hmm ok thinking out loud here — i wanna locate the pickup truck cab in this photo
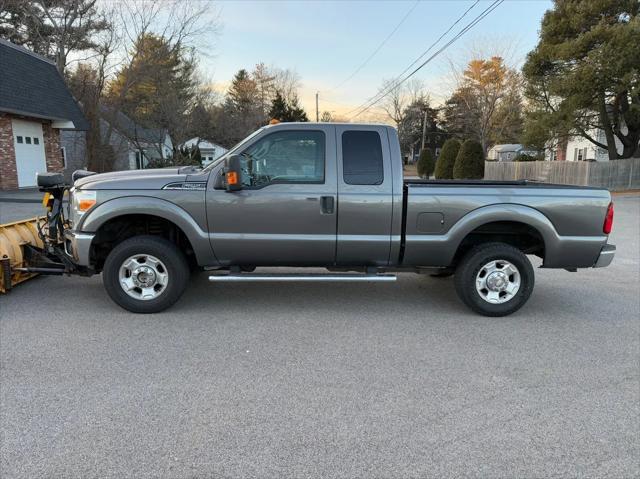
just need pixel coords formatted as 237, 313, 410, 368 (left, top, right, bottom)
63, 122, 616, 316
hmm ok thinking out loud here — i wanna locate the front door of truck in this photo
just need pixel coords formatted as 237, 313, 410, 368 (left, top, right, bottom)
206, 125, 337, 266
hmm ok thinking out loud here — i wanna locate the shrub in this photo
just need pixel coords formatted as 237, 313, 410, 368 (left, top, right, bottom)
434, 138, 461, 179
416, 148, 436, 178
453, 140, 485, 179
513, 153, 539, 162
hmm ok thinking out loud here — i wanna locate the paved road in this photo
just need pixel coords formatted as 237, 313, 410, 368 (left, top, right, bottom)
0, 200, 45, 224
1, 197, 638, 478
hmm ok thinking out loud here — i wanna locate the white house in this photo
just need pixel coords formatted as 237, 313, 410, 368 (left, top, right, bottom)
182, 137, 228, 166
551, 128, 624, 162
545, 116, 629, 162
0, 39, 89, 189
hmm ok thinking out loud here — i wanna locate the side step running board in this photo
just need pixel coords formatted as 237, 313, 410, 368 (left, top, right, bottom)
209, 273, 397, 283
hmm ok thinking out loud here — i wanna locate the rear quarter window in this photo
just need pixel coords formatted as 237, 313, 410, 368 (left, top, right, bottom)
342, 130, 384, 185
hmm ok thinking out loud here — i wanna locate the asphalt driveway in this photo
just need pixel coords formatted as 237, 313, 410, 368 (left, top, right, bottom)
1, 196, 638, 478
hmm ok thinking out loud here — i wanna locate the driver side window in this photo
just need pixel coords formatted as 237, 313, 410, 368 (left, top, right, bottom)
240, 130, 325, 188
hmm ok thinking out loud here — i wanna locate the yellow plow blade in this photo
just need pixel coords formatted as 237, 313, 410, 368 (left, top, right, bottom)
0, 217, 44, 293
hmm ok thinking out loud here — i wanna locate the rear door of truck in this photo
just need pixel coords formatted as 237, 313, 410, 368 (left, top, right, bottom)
335, 125, 395, 266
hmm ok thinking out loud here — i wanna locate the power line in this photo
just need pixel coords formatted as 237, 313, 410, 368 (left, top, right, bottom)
327, 0, 421, 93
349, 0, 502, 120
346, 0, 488, 119
361, 0, 479, 106
319, 1, 477, 117
347, 0, 502, 120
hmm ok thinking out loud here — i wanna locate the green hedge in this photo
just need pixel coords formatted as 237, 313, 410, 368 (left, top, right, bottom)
513, 153, 540, 162
434, 139, 461, 179
453, 140, 485, 179
417, 148, 436, 178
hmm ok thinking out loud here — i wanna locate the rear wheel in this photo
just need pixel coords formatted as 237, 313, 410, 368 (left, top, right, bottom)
103, 235, 189, 313
454, 242, 534, 317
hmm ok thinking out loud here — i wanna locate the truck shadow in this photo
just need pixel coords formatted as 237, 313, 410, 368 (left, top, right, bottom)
1, 269, 614, 325
176, 272, 517, 324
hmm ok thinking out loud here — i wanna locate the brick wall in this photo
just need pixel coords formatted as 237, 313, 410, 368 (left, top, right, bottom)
0, 114, 18, 189
0, 114, 65, 190
556, 139, 567, 162
42, 122, 64, 173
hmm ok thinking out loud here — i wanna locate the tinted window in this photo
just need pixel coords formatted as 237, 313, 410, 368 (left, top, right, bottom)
16, 136, 23, 143
33, 137, 39, 145
25, 136, 31, 144
241, 130, 325, 188
342, 130, 383, 185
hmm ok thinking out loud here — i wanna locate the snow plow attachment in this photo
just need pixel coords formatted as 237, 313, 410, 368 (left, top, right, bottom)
1, 172, 96, 293
0, 217, 45, 292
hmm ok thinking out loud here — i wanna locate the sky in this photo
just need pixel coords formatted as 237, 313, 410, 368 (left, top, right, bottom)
201, 0, 553, 120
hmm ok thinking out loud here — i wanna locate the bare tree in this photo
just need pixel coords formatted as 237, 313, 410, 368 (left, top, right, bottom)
378, 78, 427, 129
252, 62, 276, 117
272, 67, 302, 104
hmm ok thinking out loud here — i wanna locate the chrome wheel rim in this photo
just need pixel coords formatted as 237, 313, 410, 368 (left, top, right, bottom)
118, 254, 169, 301
475, 259, 520, 304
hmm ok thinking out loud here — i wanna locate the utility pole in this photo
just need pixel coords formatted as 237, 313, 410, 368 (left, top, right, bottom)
316, 92, 319, 122
420, 108, 428, 152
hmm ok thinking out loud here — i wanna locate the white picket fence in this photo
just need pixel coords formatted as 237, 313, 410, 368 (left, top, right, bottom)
484, 157, 640, 190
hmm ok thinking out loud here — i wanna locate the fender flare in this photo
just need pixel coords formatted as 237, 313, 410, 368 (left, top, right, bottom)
447, 203, 556, 256
404, 204, 561, 267
78, 196, 217, 266
441, 203, 606, 268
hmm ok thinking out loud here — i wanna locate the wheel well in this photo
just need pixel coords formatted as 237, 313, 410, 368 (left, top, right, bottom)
453, 221, 545, 266
90, 214, 196, 272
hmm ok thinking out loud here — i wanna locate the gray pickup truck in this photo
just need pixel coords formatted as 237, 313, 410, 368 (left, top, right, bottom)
42, 122, 615, 316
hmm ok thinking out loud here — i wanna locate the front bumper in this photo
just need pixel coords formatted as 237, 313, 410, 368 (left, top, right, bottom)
594, 244, 616, 268
63, 229, 95, 267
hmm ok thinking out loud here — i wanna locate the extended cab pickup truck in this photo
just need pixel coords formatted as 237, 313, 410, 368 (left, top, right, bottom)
49, 122, 615, 316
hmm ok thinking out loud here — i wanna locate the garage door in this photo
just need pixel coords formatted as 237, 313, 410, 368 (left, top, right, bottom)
12, 119, 47, 187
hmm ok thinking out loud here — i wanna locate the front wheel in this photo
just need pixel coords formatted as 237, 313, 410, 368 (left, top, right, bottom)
454, 243, 534, 317
103, 235, 189, 313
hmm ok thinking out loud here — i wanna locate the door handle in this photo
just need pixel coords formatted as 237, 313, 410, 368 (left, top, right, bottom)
320, 196, 335, 214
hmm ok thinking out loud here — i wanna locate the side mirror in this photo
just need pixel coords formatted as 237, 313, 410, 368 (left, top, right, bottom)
225, 154, 242, 192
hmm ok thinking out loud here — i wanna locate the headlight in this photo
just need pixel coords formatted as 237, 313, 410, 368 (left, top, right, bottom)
72, 190, 97, 216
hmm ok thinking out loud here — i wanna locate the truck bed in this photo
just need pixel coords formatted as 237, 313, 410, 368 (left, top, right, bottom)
401, 180, 611, 269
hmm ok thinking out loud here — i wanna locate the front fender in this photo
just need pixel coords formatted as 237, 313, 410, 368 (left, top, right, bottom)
78, 196, 218, 266
402, 204, 607, 268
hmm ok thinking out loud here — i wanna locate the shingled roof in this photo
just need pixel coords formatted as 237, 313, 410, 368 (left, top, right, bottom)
0, 38, 89, 130
100, 105, 167, 145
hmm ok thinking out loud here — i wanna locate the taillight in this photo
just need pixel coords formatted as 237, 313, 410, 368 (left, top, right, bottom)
603, 202, 614, 234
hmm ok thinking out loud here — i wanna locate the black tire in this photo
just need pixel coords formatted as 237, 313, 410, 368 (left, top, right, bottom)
103, 235, 189, 313
454, 242, 534, 317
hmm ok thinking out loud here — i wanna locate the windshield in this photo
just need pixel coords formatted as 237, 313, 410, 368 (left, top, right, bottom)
202, 127, 266, 171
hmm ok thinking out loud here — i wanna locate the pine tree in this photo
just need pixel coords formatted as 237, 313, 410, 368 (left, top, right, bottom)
107, 33, 196, 130
417, 149, 436, 178
287, 95, 309, 122
269, 91, 308, 122
0, 0, 110, 73
434, 139, 461, 179
453, 140, 485, 179
523, 0, 640, 159
269, 91, 289, 121
227, 69, 259, 111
